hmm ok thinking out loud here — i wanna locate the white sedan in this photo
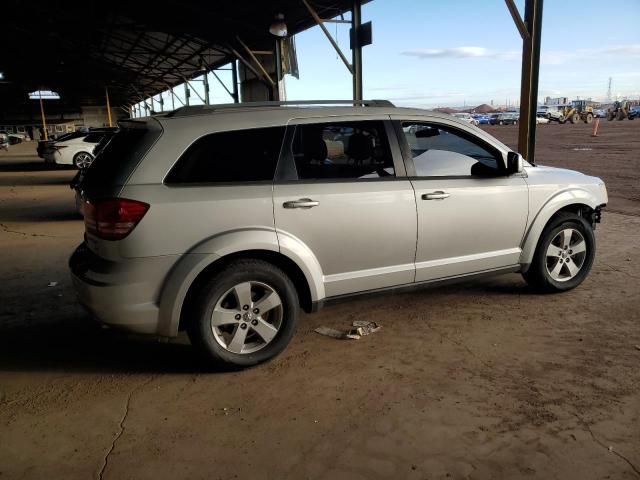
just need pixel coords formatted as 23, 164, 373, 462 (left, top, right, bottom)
43, 132, 104, 168
452, 113, 480, 126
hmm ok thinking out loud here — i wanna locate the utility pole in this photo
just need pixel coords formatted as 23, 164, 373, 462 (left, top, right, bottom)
607, 77, 612, 102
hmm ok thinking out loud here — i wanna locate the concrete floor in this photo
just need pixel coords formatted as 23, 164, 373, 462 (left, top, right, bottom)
1, 139, 639, 480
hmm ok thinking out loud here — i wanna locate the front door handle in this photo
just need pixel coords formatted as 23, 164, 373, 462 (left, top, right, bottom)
283, 198, 320, 209
422, 191, 450, 200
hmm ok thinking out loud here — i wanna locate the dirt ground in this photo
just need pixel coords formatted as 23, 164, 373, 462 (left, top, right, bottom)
1, 124, 639, 480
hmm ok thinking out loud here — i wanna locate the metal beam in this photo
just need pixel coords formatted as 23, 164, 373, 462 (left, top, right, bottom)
504, 0, 530, 40
301, 0, 353, 74
236, 36, 276, 87
351, 0, 363, 101
516, 0, 543, 164
231, 60, 239, 103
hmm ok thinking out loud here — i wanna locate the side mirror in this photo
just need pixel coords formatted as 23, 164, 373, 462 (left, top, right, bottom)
506, 151, 524, 174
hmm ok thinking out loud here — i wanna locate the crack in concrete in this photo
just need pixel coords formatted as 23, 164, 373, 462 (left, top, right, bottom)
600, 262, 640, 280
0, 222, 57, 238
573, 412, 640, 478
97, 376, 156, 480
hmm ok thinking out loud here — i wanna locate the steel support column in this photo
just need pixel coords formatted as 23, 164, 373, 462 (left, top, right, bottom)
203, 73, 210, 104
231, 60, 239, 103
352, 0, 363, 101
515, 0, 543, 164
184, 83, 190, 106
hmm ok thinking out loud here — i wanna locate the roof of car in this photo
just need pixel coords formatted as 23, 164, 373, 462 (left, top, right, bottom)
148, 101, 458, 129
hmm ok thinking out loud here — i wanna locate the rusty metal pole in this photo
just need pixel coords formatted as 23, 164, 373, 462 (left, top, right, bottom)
517, 0, 543, 164
39, 93, 48, 141
105, 87, 113, 127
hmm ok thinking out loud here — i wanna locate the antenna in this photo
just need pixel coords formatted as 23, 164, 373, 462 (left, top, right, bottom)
607, 77, 612, 102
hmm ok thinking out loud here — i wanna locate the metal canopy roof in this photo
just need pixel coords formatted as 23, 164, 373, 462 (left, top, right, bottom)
0, 0, 359, 108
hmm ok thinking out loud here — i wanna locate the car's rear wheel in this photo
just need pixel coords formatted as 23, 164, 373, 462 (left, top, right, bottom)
523, 212, 595, 293
187, 259, 299, 367
73, 151, 94, 169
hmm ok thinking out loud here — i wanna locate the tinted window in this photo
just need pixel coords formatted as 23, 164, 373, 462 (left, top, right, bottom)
291, 121, 394, 180
166, 127, 285, 184
401, 123, 502, 177
82, 126, 161, 189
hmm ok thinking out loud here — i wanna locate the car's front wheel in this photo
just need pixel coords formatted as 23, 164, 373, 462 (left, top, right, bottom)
187, 259, 299, 367
523, 212, 595, 292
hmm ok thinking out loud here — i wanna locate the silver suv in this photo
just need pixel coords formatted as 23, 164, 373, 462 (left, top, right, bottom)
70, 101, 607, 367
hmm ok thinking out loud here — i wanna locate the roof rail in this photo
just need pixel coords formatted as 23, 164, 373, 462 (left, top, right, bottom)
166, 99, 395, 117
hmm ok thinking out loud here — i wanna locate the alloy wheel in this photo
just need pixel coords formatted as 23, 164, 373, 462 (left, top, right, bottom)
210, 281, 283, 354
545, 228, 587, 282
75, 152, 93, 169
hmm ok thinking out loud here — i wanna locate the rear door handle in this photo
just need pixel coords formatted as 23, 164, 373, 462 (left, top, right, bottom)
283, 198, 320, 209
421, 191, 450, 200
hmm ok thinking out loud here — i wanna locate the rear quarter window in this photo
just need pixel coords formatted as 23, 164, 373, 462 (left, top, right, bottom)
82, 122, 162, 189
165, 126, 286, 184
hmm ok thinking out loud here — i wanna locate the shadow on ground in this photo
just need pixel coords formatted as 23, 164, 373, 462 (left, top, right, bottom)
0, 161, 75, 173
0, 317, 228, 374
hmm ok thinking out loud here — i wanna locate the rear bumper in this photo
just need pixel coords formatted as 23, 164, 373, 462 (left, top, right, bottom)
69, 244, 177, 335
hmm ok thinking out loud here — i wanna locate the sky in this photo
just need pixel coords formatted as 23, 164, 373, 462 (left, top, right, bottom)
286, 0, 640, 108
134, 0, 640, 115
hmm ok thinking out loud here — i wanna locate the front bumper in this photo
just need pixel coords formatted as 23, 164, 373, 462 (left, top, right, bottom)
69, 244, 177, 335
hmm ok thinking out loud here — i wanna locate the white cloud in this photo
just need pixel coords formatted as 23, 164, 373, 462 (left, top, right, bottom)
401, 44, 640, 66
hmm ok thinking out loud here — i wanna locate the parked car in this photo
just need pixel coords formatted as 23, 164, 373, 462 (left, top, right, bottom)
70, 101, 607, 367
628, 106, 640, 120
452, 112, 479, 126
44, 129, 117, 168
473, 114, 490, 125
0, 130, 27, 145
489, 113, 518, 125
38, 131, 85, 158
593, 109, 607, 118
0, 132, 9, 151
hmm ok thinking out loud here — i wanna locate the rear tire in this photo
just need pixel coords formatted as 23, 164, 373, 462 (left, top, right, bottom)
73, 151, 94, 169
616, 111, 625, 121
585, 113, 593, 124
522, 212, 595, 293
187, 259, 299, 367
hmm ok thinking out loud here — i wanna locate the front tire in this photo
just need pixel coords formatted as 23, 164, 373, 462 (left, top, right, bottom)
523, 212, 596, 293
187, 259, 299, 367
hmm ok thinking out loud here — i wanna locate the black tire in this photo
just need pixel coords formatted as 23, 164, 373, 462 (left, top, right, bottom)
522, 212, 596, 293
585, 113, 593, 124
616, 111, 625, 121
187, 259, 299, 367
607, 112, 615, 121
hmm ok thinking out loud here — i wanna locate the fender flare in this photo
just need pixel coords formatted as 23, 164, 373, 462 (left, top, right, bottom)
520, 188, 600, 269
156, 227, 325, 337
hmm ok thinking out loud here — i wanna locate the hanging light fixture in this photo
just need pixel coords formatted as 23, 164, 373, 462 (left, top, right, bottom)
269, 13, 287, 37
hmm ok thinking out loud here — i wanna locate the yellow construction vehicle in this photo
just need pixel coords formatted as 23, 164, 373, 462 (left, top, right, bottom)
606, 100, 631, 121
548, 100, 595, 124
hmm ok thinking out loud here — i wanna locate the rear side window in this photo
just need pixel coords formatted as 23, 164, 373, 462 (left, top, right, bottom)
82, 126, 160, 189
290, 120, 395, 180
166, 127, 286, 184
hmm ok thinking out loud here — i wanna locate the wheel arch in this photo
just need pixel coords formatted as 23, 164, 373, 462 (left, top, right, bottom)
156, 229, 324, 337
520, 191, 600, 271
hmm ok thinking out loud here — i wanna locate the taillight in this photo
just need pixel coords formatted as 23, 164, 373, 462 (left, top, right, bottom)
84, 198, 149, 240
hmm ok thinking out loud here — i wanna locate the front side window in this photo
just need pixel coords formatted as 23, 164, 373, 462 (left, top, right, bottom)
291, 120, 395, 180
83, 133, 104, 143
166, 126, 285, 184
401, 122, 503, 177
